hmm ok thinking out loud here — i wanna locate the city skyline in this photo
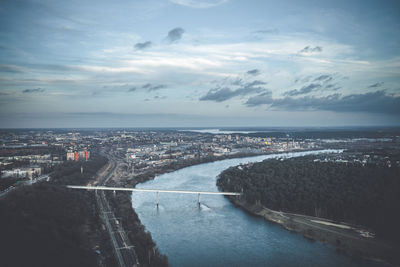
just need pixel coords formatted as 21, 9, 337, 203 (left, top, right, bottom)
1, 0, 400, 127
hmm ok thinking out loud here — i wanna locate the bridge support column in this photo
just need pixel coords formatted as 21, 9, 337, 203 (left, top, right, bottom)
198, 193, 200, 205
156, 191, 159, 207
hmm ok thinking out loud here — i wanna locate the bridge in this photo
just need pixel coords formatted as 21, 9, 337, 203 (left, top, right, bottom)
67, 185, 241, 205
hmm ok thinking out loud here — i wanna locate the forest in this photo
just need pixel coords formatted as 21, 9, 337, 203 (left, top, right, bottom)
0, 153, 169, 266
0, 154, 115, 267
218, 156, 400, 242
50, 155, 108, 185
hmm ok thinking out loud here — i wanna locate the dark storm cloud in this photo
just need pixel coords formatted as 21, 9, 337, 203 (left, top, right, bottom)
284, 83, 321, 96
167, 27, 184, 43
127, 87, 137, 92
22, 88, 45, 93
368, 82, 384, 88
245, 90, 400, 114
134, 41, 152, 50
142, 83, 167, 92
247, 69, 260, 76
299, 46, 323, 53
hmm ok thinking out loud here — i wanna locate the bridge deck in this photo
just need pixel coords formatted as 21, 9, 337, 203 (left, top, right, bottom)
66, 185, 241, 196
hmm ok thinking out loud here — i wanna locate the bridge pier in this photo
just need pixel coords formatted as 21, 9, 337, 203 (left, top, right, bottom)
198, 193, 200, 205
156, 191, 159, 207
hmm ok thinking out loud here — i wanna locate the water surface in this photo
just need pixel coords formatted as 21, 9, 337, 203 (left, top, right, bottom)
132, 150, 380, 266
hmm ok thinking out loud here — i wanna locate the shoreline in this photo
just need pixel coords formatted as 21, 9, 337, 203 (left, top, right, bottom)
105, 151, 304, 264
226, 198, 400, 266
105, 149, 351, 265
118, 148, 340, 188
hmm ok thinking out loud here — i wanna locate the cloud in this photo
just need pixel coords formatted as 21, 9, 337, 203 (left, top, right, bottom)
22, 88, 45, 93
134, 41, 152, 50
128, 87, 137, 92
167, 27, 184, 43
154, 95, 167, 99
245, 91, 273, 107
368, 82, 384, 88
245, 90, 400, 114
253, 29, 279, 35
199, 88, 239, 102
170, 0, 228, 8
325, 84, 341, 91
247, 69, 260, 76
231, 78, 243, 86
299, 46, 323, 54
284, 83, 321, 96
0, 64, 24, 73
199, 84, 266, 102
245, 80, 267, 87
91, 91, 101, 96
314, 75, 332, 82
142, 83, 167, 91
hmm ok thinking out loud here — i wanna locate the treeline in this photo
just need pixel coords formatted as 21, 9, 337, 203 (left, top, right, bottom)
0, 153, 117, 267
51, 154, 108, 185
217, 157, 400, 242
133, 152, 261, 184
0, 146, 65, 157
245, 128, 400, 139
0, 177, 19, 191
107, 191, 168, 266
0, 158, 115, 266
47, 154, 169, 266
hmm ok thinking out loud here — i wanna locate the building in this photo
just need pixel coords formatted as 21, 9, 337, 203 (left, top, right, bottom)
66, 151, 75, 160
66, 150, 90, 161
1, 167, 42, 179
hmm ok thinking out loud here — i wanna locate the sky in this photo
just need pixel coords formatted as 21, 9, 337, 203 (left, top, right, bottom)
0, 0, 400, 128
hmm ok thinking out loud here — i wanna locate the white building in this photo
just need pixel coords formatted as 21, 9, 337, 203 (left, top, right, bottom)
1, 167, 42, 179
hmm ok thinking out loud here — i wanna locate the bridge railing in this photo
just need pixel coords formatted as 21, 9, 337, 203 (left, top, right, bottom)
66, 185, 241, 205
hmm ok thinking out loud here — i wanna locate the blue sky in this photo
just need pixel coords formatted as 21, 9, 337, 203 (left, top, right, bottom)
0, 0, 399, 127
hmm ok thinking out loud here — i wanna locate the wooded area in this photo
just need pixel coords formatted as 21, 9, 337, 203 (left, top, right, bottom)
0, 155, 115, 267
218, 157, 400, 242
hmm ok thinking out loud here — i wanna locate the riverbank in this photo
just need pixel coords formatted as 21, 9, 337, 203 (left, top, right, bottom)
104, 152, 288, 265
105, 149, 344, 266
226, 198, 400, 266
94, 155, 169, 266
114, 149, 327, 188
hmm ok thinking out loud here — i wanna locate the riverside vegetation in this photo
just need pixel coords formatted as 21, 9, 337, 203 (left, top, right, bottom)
0, 153, 167, 266
217, 156, 400, 263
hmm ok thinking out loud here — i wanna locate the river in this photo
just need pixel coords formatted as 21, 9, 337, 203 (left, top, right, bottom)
131, 150, 381, 266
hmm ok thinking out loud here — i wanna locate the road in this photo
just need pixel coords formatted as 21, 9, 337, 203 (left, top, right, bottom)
94, 153, 139, 267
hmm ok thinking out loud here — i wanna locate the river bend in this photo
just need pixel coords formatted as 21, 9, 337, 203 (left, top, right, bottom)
131, 150, 380, 267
